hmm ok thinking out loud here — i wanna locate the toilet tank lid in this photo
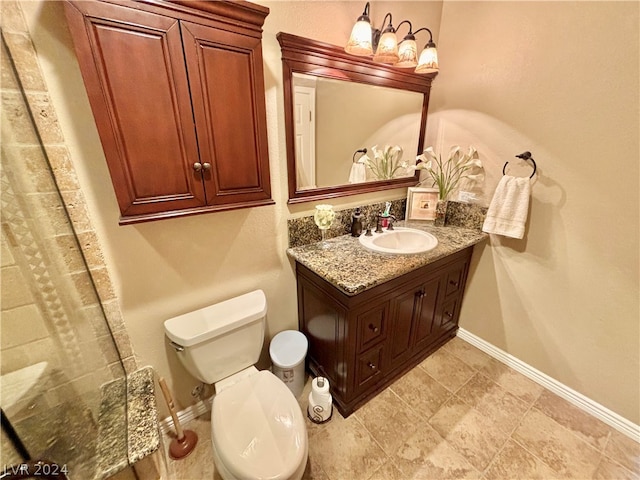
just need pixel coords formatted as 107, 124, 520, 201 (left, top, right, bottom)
164, 290, 267, 347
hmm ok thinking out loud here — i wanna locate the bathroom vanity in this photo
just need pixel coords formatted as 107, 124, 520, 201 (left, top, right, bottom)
288, 223, 486, 416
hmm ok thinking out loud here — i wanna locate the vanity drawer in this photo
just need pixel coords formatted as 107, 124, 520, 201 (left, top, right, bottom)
444, 261, 467, 298
356, 304, 387, 352
355, 345, 385, 391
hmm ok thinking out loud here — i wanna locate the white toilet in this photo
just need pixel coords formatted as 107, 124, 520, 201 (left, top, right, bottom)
164, 290, 308, 480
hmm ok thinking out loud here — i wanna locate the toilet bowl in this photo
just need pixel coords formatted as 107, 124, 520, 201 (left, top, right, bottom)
164, 290, 308, 480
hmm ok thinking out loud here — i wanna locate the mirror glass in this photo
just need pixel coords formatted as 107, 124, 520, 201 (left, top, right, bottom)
279, 32, 437, 204
293, 73, 423, 190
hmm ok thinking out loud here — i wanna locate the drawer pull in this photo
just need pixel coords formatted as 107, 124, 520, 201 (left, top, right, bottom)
368, 324, 379, 333
367, 362, 377, 370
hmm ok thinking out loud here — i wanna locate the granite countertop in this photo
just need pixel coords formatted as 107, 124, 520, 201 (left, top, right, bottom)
287, 221, 487, 296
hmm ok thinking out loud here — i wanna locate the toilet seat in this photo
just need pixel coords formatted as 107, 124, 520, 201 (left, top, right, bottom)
212, 370, 307, 480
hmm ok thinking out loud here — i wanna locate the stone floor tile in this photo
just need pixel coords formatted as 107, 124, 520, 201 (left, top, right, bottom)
307, 411, 386, 480
429, 396, 509, 471
484, 439, 563, 479
479, 358, 544, 405
366, 459, 406, 480
593, 454, 640, 480
389, 367, 451, 419
604, 429, 640, 474
456, 372, 530, 434
512, 407, 602, 479
419, 347, 477, 393
441, 337, 493, 370
534, 389, 613, 451
355, 388, 422, 455
392, 421, 481, 480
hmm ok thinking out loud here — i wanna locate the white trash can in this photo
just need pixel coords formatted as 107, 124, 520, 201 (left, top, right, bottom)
269, 330, 308, 398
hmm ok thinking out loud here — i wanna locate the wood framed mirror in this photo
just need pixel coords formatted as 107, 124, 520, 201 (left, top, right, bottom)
278, 32, 438, 204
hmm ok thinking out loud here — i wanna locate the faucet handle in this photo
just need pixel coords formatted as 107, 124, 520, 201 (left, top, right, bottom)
387, 215, 397, 230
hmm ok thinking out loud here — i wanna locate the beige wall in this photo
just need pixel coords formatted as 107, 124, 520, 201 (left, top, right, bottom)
430, 1, 639, 423
18, 1, 442, 413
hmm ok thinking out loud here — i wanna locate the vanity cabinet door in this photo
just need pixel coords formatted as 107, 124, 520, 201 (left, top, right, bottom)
412, 277, 441, 351
387, 277, 441, 371
388, 284, 421, 370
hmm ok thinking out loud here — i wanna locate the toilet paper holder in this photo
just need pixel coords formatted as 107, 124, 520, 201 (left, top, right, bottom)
307, 375, 333, 424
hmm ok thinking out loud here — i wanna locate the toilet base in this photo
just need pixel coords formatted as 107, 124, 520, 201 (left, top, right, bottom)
212, 433, 308, 480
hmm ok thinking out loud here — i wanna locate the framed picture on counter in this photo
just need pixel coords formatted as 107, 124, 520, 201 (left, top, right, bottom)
406, 187, 439, 221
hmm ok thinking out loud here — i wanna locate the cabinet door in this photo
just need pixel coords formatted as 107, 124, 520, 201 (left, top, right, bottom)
181, 22, 273, 208
64, 1, 207, 220
412, 277, 441, 350
387, 284, 421, 370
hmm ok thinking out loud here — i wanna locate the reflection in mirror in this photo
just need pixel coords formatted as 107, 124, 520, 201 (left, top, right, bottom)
278, 32, 437, 204
293, 73, 423, 190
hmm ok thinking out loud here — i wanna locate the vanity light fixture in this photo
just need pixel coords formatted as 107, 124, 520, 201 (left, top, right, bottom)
344, 2, 373, 56
414, 29, 439, 74
345, 2, 439, 74
372, 13, 399, 64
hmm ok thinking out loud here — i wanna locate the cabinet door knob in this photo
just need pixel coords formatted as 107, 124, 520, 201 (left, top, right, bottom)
202, 162, 211, 171
368, 323, 379, 333
193, 162, 202, 172
445, 311, 453, 318
417, 289, 426, 299
449, 280, 459, 287
367, 362, 377, 370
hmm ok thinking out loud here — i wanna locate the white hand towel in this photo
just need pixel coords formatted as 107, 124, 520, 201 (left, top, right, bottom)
348, 162, 366, 184
482, 175, 531, 239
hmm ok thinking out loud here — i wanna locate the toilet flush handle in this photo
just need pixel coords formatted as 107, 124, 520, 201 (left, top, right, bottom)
169, 341, 185, 352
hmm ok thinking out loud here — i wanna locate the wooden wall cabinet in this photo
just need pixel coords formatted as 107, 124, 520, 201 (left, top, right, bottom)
296, 247, 473, 417
64, 0, 274, 224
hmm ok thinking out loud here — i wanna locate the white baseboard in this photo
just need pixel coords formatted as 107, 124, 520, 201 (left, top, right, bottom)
456, 328, 640, 443
159, 397, 213, 435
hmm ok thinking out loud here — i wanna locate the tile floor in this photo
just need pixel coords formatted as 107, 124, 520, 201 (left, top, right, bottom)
161, 337, 639, 480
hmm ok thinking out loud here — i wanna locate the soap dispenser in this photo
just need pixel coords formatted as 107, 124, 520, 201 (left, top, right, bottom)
351, 207, 363, 236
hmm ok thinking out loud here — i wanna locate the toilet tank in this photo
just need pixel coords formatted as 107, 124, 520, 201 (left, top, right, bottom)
164, 290, 266, 384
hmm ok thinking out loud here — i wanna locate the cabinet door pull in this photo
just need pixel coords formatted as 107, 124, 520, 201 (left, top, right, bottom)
368, 323, 379, 333
202, 162, 211, 171
193, 162, 202, 172
367, 362, 377, 370
417, 289, 426, 299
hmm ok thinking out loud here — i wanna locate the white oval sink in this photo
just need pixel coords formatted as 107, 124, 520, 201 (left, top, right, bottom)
359, 227, 438, 255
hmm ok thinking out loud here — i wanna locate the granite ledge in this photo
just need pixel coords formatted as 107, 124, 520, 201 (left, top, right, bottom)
287, 221, 487, 296
96, 366, 159, 479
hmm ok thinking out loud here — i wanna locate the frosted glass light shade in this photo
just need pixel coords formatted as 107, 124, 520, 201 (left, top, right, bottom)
345, 19, 373, 56
415, 45, 439, 73
372, 31, 399, 64
395, 39, 418, 68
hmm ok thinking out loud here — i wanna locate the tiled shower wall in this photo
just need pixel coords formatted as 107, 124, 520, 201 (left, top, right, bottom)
1, 5, 144, 470
1, 0, 136, 375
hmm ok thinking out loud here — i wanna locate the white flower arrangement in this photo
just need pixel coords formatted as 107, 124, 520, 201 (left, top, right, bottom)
414, 146, 484, 200
360, 145, 409, 180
